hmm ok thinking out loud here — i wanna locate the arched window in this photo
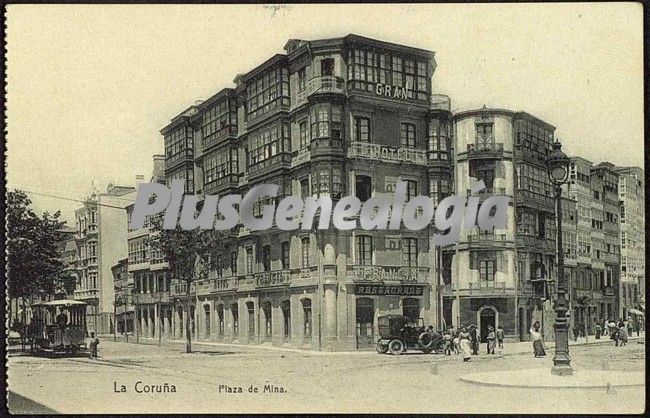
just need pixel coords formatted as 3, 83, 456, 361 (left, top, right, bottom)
301, 299, 312, 341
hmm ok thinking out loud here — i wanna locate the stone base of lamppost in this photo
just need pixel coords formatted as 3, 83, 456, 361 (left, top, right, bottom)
551, 363, 574, 376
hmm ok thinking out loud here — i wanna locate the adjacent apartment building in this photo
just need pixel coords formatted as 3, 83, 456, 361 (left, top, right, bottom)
72, 184, 136, 334
159, 34, 453, 350
614, 166, 645, 319
445, 107, 559, 342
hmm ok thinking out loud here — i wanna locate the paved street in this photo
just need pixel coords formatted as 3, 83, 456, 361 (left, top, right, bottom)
7, 337, 645, 414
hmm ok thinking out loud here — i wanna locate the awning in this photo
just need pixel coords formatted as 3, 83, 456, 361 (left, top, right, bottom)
628, 308, 644, 316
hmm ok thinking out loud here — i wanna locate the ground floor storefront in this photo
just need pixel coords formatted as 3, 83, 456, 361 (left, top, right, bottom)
137, 282, 437, 351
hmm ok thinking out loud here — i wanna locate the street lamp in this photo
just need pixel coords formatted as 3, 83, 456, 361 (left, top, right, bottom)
546, 141, 572, 376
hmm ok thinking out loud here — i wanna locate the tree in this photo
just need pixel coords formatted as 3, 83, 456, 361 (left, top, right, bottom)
6, 190, 77, 348
149, 215, 226, 353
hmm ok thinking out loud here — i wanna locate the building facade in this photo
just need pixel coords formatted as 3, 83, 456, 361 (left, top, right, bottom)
614, 166, 645, 319
160, 34, 453, 350
111, 258, 134, 334
445, 108, 557, 342
72, 184, 136, 334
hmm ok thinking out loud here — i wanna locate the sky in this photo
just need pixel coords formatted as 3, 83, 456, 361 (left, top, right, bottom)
6, 3, 644, 224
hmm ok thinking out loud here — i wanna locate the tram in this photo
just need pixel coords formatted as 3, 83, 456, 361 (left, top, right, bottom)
30, 299, 88, 355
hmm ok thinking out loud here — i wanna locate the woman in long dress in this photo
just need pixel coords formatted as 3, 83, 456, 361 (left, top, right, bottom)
530, 321, 546, 357
459, 327, 472, 362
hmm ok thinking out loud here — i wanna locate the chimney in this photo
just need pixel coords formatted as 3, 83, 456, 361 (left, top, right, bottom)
135, 174, 145, 185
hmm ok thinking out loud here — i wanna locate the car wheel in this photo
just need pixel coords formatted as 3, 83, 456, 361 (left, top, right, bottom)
376, 341, 388, 354
389, 339, 404, 355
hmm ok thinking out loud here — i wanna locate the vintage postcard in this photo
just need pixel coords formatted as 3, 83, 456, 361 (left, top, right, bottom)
4, 3, 645, 415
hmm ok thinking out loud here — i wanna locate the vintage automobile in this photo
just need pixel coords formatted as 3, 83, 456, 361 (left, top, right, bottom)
376, 314, 444, 355
30, 299, 88, 356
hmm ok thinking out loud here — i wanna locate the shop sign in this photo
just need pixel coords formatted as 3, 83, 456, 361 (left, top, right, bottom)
354, 284, 424, 296
375, 82, 410, 100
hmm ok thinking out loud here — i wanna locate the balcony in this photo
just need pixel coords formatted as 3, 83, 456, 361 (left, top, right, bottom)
248, 153, 292, 179
440, 282, 514, 296
203, 174, 239, 194
73, 288, 98, 300
255, 270, 291, 288
466, 187, 507, 202
516, 234, 555, 253
238, 172, 249, 187
465, 233, 509, 248
515, 189, 555, 212
346, 265, 429, 283
466, 143, 504, 160
347, 142, 427, 166
429, 94, 451, 111
191, 277, 239, 295
291, 147, 311, 168
293, 76, 346, 109
603, 286, 615, 297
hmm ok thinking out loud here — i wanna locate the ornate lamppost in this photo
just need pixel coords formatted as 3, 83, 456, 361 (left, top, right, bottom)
546, 141, 572, 375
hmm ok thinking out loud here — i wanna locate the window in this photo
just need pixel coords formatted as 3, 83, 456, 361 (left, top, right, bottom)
302, 299, 312, 341
246, 247, 254, 275
321, 58, 334, 76
313, 165, 343, 199
300, 178, 310, 197
405, 180, 418, 200
248, 122, 290, 167
281, 242, 290, 269
402, 238, 418, 267
201, 99, 237, 146
400, 123, 416, 148
297, 68, 306, 91
301, 237, 310, 268
356, 235, 373, 266
128, 238, 149, 264
428, 119, 449, 160
470, 161, 495, 189
262, 245, 271, 272
247, 67, 290, 120
310, 104, 342, 142
203, 148, 238, 184
230, 251, 237, 275
217, 304, 224, 335
476, 123, 494, 149
347, 49, 429, 100
355, 117, 370, 142
479, 260, 496, 281
355, 175, 372, 202
231, 304, 239, 336
430, 178, 450, 206
204, 305, 211, 338
167, 168, 194, 193
164, 126, 193, 163
299, 121, 309, 149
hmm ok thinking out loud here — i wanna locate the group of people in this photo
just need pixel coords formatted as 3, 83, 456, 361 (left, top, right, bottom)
603, 317, 634, 347
441, 324, 505, 362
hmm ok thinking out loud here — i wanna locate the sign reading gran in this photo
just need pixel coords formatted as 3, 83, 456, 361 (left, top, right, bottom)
375, 82, 410, 100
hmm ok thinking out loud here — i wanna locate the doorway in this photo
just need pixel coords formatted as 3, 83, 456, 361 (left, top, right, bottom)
356, 298, 374, 348
281, 301, 291, 342
478, 306, 496, 343
246, 302, 255, 339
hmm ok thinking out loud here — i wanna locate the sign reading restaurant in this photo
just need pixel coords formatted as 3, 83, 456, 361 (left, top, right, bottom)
354, 284, 424, 296
375, 82, 410, 100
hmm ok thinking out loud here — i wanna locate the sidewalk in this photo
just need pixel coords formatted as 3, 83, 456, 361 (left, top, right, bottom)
98, 331, 645, 356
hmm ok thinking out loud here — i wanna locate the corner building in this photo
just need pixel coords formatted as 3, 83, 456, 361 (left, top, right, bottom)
160, 35, 453, 350
445, 108, 559, 342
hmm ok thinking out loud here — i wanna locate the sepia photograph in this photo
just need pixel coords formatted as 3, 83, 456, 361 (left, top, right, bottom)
3, 3, 646, 414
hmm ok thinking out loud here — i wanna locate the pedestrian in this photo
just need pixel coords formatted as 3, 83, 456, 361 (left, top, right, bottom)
637, 318, 642, 336
443, 330, 452, 355
459, 327, 472, 362
452, 331, 460, 355
486, 326, 496, 354
618, 323, 628, 346
469, 325, 479, 355
595, 322, 602, 339
572, 324, 580, 342
88, 331, 100, 358
602, 318, 609, 336
530, 321, 546, 357
496, 326, 505, 349
627, 317, 634, 336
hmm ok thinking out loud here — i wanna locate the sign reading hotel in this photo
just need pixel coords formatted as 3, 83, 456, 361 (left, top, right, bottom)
375, 82, 411, 100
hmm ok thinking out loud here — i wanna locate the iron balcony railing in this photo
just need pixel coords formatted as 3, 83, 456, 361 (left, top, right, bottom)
255, 270, 291, 288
